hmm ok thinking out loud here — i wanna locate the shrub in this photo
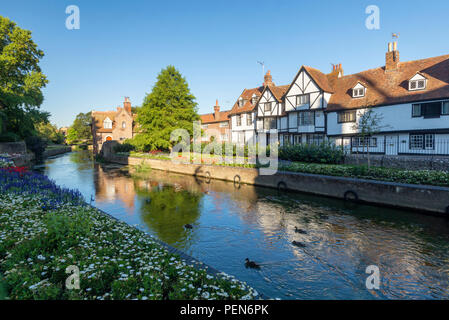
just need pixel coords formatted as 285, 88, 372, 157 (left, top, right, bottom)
279, 142, 345, 164
25, 136, 48, 162
0, 132, 20, 142
113, 143, 135, 153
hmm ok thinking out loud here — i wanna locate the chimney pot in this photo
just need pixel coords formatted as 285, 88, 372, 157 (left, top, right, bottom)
214, 100, 220, 119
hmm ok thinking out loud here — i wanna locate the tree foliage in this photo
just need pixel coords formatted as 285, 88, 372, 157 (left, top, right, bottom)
66, 112, 92, 144
0, 16, 48, 139
36, 121, 64, 144
133, 66, 199, 151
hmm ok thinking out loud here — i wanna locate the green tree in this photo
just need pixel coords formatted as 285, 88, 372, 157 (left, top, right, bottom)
36, 121, 64, 144
133, 66, 199, 151
0, 16, 48, 139
67, 112, 92, 144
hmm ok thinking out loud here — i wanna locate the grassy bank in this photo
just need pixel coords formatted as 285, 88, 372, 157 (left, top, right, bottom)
0, 168, 258, 300
117, 152, 449, 187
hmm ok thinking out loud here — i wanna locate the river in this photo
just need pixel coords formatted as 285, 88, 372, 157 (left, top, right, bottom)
36, 151, 449, 299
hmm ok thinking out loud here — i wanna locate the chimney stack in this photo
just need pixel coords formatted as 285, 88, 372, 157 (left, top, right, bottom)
123, 97, 132, 114
385, 41, 400, 72
214, 100, 220, 120
263, 70, 275, 87
327, 63, 343, 83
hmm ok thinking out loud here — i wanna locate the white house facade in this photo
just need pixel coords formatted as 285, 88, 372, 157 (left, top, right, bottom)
226, 42, 449, 155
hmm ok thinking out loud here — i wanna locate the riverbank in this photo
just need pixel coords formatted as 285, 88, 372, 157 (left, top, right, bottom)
105, 152, 449, 216
0, 168, 259, 300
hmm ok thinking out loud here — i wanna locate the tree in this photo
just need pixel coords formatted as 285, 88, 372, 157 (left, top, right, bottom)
66, 112, 92, 144
0, 16, 48, 139
352, 108, 389, 168
133, 66, 199, 151
36, 121, 64, 144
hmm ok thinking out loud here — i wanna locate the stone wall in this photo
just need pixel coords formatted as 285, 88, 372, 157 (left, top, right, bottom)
43, 146, 72, 158
0, 141, 27, 155
105, 153, 449, 216
344, 154, 449, 171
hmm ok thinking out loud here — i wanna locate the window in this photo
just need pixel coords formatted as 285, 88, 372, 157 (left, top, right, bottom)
337, 111, 356, 123
252, 95, 258, 105
353, 88, 365, 98
352, 136, 377, 147
264, 102, 272, 112
238, 98, 245, 107
263, 117, 276, 130
410, 134, 435, 150
122, 121, 126, 129
443, 101, 449, 115
201, 124, 208, 129
282, 134, 291, 145
294, 135, 302, 145
306, 134, 324, 145
412, 104, 421, 117
246, 113, 252, 126
409, 79, 426, 91
236, 115, 242, 126
219, 122, 228, 127
299, 111, 314, 126
103, 118, 112, 129
296, 94, 310, 106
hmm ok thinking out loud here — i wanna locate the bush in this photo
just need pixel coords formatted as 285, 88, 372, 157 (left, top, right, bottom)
113, 143, 135, 153
279, 142, 345, 164
25, 136, 48, 162
0, 132, 20, 143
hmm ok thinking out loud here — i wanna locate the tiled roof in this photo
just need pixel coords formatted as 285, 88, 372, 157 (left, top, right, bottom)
91, 111, 117, 133
228, 86, 264, 115
303, 66, 334, 93
267, 84, 289, 102
327, 54, 449, 111
200, 110, 231, 124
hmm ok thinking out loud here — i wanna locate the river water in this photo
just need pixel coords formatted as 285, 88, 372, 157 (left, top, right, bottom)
37, 151, 449, 299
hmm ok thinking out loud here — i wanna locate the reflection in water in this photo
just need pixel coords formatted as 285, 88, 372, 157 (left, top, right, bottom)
39, 151, 449, 300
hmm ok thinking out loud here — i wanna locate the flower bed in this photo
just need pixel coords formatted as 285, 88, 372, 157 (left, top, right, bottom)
0, 169, 258, 300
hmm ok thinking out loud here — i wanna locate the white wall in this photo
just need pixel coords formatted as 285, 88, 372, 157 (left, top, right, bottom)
327, 101, 449, 136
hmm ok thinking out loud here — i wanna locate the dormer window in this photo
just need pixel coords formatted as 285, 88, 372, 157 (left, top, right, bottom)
251, 94, 258, 105
238, 98, 245, 107
103, 117, 112, 129
409, 73, 427, 91
122, 121, 126, 129
352, 83, 366, 98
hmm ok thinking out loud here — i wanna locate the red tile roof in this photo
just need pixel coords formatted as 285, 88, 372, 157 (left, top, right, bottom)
327, 54, 449, 111
200, 110, 231, 124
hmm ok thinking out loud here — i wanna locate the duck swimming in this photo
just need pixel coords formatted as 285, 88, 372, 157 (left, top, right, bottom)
294, 227, 307, 234
292, 241, 306, 248
245, 258, 260, 269
184, 224, 193, 229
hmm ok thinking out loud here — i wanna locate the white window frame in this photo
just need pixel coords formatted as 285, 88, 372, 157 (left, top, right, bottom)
442, 101, 449, 115
299, 111, 314, 126
352, 87, 365, 98
251, 95, 258, 105
296, 94, 310, 106
246, 113, 252, 126
264, 102, 272, 112
409, 79, 426, 91
238, 98, 245, 107
103, 117, 113, 129
236, 115, 242, 126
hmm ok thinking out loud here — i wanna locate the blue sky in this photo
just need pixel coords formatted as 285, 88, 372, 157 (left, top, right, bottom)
2, 0, 449, 127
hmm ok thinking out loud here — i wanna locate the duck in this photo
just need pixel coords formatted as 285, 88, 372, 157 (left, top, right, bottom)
244, 258, 260, 269
184, 224, 193, 229
292, 241, 306, 248
294, 227, 307, 234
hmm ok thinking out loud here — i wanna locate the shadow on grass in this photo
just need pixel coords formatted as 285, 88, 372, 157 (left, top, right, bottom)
0, 276, 7, 300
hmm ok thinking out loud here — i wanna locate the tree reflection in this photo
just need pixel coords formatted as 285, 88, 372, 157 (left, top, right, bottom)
136, 183, 202, 246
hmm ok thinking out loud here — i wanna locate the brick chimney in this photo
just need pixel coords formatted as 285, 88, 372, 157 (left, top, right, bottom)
263, 70, 275, 87
214, 99, 220, 120
327, 63, 343, 83
385, 41, 399, 72
123, 97, 132, 114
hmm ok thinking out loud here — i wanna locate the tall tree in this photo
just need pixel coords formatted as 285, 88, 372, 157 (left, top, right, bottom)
0, 16, 48, 139
67, 112, 92, 144
134, 66, 199, 151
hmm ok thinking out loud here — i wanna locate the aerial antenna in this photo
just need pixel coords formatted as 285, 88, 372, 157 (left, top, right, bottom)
257, 61, 265, 75
392, 32, 400, 40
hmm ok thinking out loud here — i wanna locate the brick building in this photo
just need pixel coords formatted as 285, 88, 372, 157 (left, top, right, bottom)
91, 97, 137, 153
199, 100, 231, 142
